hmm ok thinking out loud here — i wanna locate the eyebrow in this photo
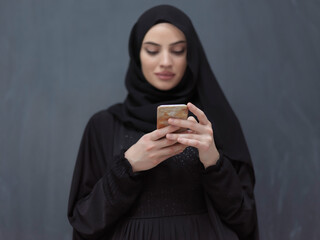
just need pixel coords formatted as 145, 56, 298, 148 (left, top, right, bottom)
143, 40, 186, 46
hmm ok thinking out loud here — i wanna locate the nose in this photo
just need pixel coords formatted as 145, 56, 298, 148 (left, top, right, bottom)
160, 51, 173, 68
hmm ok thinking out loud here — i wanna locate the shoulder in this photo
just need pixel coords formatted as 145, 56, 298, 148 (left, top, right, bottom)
85, 109, 117, 135
89, 109, 115, 124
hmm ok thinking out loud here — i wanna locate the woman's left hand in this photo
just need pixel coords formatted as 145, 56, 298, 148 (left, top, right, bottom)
166, 102, 220, 168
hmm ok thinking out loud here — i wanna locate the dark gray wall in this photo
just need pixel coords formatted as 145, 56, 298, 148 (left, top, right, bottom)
1, 1, 319, 239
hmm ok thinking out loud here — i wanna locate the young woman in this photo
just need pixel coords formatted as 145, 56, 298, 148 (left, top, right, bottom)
68, 5, 259, 240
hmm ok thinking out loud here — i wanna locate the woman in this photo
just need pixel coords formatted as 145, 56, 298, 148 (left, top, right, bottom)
68, 5, 259, 240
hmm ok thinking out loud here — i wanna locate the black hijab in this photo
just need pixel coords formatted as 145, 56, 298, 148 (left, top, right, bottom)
108, 5, 254, 170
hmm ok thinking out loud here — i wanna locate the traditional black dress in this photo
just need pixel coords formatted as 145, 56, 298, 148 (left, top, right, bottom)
68, 5, 259, 240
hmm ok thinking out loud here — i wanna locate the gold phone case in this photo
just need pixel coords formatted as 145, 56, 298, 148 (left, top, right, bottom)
157, 104, 188, 129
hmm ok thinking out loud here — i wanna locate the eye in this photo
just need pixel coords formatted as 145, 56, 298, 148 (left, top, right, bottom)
171, 49, 186, 55
145, 49, 158, 55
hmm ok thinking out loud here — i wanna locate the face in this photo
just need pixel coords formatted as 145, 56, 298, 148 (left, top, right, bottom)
140, 23, 187, 91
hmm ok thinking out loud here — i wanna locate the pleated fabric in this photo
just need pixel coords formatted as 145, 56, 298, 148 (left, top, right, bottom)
111, 213, 217, 240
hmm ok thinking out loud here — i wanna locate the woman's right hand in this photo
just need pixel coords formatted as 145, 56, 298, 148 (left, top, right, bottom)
125, 125, 187, 172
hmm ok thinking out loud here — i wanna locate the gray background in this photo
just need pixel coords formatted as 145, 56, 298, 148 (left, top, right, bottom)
1, 0, 319, 239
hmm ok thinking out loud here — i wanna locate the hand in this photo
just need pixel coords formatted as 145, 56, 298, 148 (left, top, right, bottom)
166, 102, 220, 168
125, 125, 187, 172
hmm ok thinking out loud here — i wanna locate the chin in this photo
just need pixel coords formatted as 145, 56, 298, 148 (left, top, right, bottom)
155, 83, 177, 91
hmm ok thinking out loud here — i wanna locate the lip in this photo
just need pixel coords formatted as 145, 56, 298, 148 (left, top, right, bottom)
155, 71, 176, 80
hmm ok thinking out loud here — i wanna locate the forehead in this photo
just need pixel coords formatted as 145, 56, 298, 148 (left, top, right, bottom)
142, 23, 186, 43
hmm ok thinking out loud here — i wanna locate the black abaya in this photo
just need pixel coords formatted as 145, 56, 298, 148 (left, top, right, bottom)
68, 111, 258, 240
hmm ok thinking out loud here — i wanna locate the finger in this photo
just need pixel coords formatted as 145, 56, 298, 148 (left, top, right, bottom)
166, 132, 203, 142
156, 137, 178, 148
175, 137, 209, 150
150, 125, 180, 141
168, 118, 204, 133
157, 143, 187, 159
180, 129, 194, 134
187, 102, 209, 125
187, 116, 198, 123
186, 117, 197, 133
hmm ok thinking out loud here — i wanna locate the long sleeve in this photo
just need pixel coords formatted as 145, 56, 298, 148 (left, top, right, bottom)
67, 111, 143, 240
202, 153, 259, 240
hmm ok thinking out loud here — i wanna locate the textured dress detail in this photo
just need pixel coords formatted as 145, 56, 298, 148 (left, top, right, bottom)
110, 124, 219, 239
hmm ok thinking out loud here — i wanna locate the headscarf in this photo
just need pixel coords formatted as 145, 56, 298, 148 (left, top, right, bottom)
108, 5, 254, 171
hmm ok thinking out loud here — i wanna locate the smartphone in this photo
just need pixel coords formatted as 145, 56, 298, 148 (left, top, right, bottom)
157, 104, 188, 129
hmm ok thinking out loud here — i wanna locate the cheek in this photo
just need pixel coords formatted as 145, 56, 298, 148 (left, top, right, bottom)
177, 58, 187, 75
140, 55, 156, 81
141, 54, 156, 72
